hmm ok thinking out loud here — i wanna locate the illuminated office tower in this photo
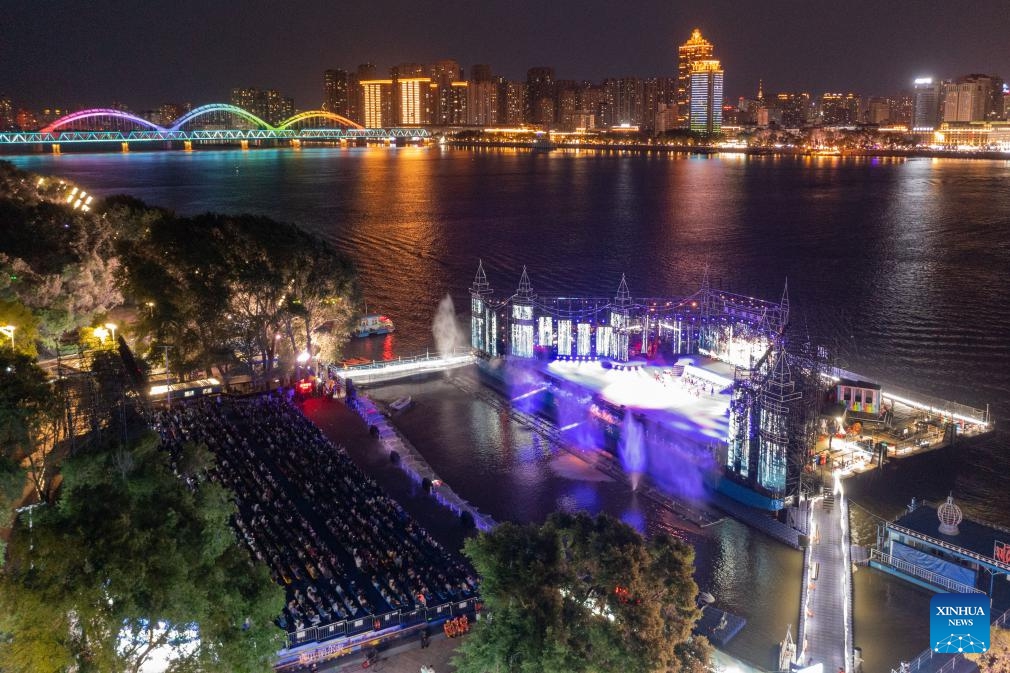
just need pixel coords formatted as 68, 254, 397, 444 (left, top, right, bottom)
360, 79, 394, 127
689, 60, 724, 134
912, 77, 941, 131
677, 29, 714, 126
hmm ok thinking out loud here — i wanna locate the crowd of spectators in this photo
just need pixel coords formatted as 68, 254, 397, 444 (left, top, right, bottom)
154, 394, 477, 634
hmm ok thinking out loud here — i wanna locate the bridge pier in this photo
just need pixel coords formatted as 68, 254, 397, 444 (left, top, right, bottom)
121, 142, 129, 153
183, 140, 193, 152
290, 139, 301, 149
51, 143, 61, 154
240, 139, 249, 150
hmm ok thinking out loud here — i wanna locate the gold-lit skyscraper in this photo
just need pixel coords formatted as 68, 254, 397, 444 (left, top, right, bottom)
677, 28, 714, 126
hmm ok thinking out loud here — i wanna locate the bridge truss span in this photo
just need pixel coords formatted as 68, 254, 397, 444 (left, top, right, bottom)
2, 102, 428, 149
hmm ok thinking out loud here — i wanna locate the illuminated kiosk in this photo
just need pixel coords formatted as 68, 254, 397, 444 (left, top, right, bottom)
469, 263, 803, 511
871, 496, 1010, 603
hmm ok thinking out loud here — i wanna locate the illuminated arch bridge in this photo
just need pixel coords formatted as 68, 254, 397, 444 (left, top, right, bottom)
0, 103, 430, 147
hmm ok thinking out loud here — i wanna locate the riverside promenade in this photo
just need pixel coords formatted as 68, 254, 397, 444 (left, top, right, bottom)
797, 480, 854, 673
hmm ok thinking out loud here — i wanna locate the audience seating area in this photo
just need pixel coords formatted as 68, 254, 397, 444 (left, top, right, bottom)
153, 394, 478, 638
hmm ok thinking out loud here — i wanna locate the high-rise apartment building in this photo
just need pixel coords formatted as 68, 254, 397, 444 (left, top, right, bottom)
230, 87, 293, 126
447, 81, 469, 125
557, 85, 579, 131
526, 67, 556, 126
774, 92, 811, 128
601, 78, 643, 128
942, 74, 1002, 123
360, 79, 394, 127
430, 59, 463, 125
689, 60, 723, 134
912, 77, 941, 131
395, 76, 432, 126
677, 29, 714, 126
819, 92, 860, 126
469, 67, 498, 126
502, 80, 527, 125
323, 69, 350, 116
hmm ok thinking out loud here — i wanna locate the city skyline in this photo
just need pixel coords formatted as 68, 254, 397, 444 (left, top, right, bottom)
2, 0, 1008, 111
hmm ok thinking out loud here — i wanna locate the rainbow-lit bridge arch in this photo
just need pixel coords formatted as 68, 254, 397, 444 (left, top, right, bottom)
41, 104, 367, 134
4, 104, 426, 149
277, 111, 364, 130
40, 109, 167, 133
169, 103, 273, 131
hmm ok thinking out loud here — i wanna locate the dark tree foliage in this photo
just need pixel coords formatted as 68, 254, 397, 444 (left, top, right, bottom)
0, 430, 286, 673
120, 212, 357, 385
455, 512, 711, 673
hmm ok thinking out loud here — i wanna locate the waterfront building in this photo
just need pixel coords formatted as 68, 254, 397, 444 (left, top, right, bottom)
347, 64, 378, 125
557, 86, 579, 131
942, 74, 1002, 123
601, 77, 643, 128
775, 92, 812, 128
360, 79, 394, 127
689, 60, 724, 134
447, 81, 469, 125
526, 67, 556, 126
871, 496, 1010, 604
501, 79, 526, 125
430, 59, 463, 126
677, 29, 714, 126
468, 78, 498, 126
818, 92, 860, 126
323, 69, 350, 116
866, 97, 894, 125
229, 87, 294, 126
913, 77, 941, 131
929, 121, 1010, 150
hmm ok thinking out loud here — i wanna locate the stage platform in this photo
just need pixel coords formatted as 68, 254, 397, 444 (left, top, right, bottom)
544, 356, 732, 445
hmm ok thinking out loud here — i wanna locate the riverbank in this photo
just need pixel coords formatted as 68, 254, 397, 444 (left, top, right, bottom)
448, 139, 1010, 161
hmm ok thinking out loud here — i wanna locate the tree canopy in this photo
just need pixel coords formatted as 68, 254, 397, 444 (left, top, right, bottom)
454, 512, 710, 673
119, 211, 357, 385
0, 430, 286, 673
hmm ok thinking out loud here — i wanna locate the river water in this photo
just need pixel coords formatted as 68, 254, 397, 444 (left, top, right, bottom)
11, 146, 1010, 672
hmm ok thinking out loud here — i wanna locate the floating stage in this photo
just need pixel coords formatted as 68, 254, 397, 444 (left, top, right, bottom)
543, 357, 732, 446
468, 262, 994, 513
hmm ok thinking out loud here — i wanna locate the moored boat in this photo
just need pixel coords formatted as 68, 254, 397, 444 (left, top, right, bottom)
353, 314, 394, 338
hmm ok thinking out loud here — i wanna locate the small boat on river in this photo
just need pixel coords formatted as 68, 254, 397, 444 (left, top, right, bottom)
353, 314, 394, 338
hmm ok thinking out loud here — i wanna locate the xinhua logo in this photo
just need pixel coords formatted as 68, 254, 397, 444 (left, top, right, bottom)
930, 593, 990, 654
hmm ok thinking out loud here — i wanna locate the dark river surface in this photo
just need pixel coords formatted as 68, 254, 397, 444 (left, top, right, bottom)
12, 146, 1010, 672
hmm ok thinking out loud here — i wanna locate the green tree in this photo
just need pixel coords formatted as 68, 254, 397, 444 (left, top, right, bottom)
0, 299, 41, 357
0, 431, 286, 673
454, 512, 710, 673
120, 212, 356, 387
0, 351, 64, 505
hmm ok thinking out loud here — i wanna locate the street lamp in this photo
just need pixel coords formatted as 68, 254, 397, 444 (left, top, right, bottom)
0, 325, 14, 350
104, 322, 117, 344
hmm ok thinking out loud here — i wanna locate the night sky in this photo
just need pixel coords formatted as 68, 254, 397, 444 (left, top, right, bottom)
3, 0, 1007, 110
